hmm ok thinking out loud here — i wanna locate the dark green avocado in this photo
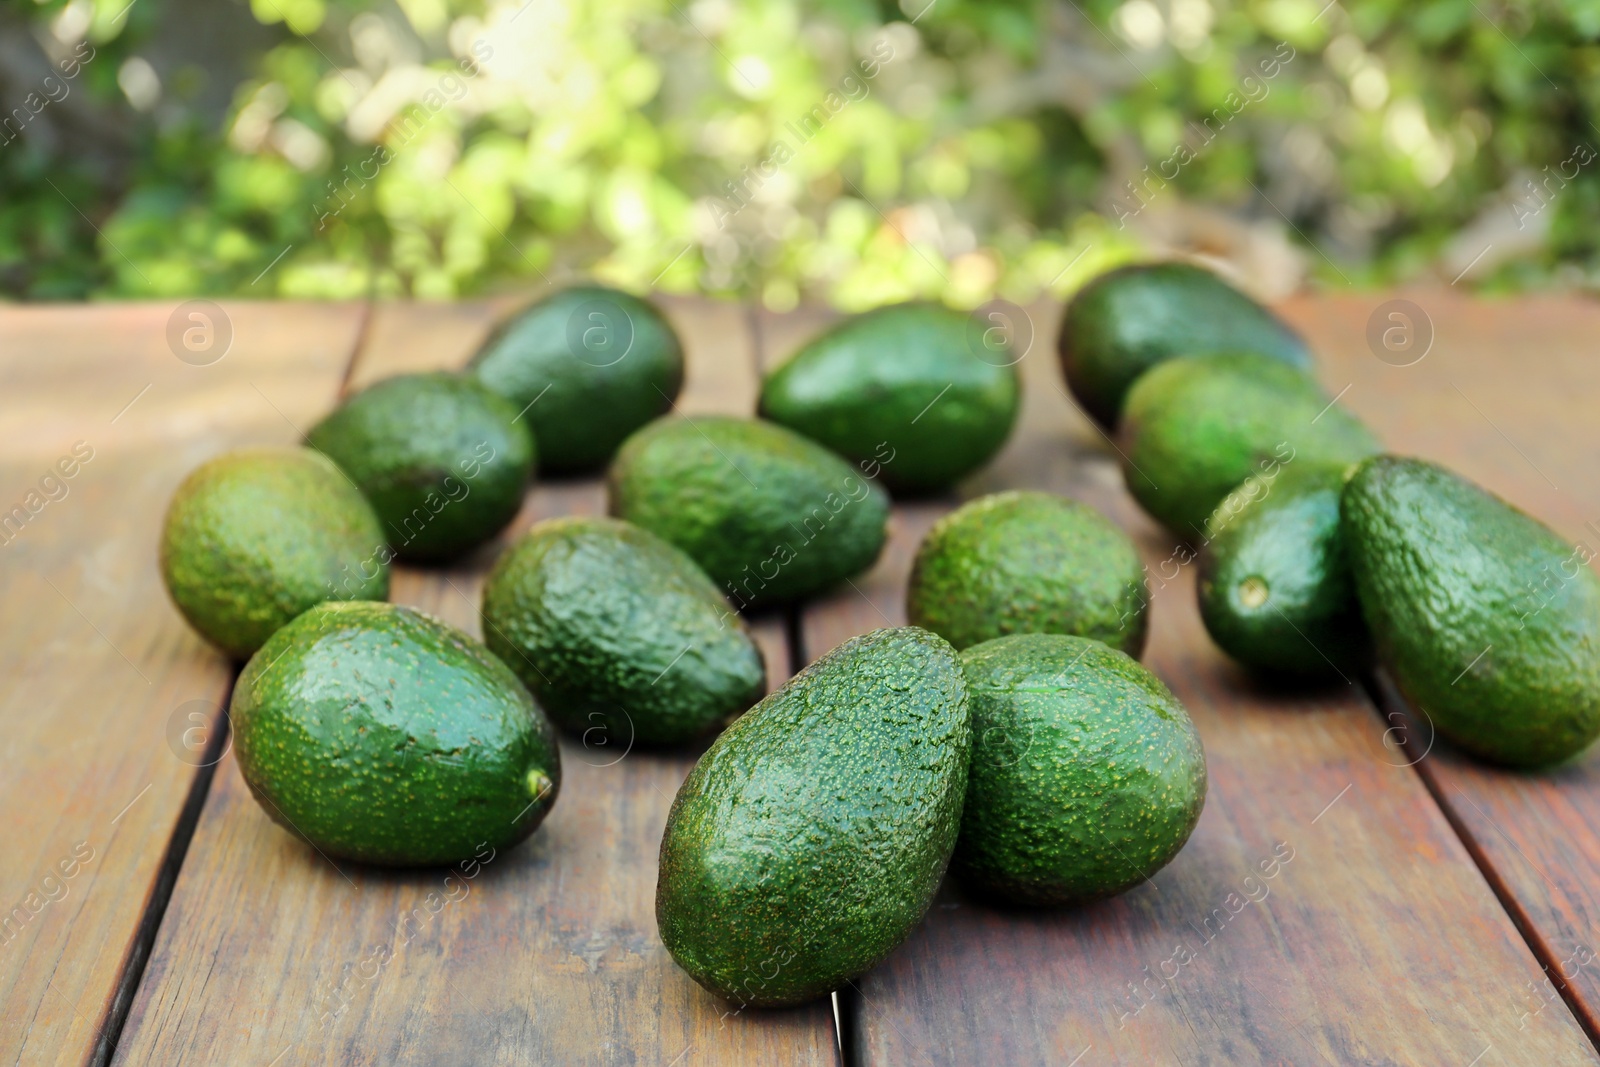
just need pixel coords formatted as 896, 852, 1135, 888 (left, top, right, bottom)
954, 633, 1206, 906
160, 446, 388, 659
1058, 261, 1312, 428
1197, 463, 1368, 678
1118, 352, 1379, 539
481, 516, 766, 746
907, 490, 1148, 656
307, 372, 535, 563
656, 626, 970, 1007
608, 416, 889, 609
1343, 455, 1600, 767
231, 600, 560, 866
469, 285, 684, 473
758, 303, 1020, 494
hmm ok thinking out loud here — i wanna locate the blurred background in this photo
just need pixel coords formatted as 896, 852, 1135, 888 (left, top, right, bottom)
0, 0, 1588, 307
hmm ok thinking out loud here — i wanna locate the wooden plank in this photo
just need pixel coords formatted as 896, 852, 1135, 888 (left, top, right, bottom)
113, 297, 836, 1066
0, 302, 365, 1066
775, 300, 1600, 1064
1283, 289, 1600, 1041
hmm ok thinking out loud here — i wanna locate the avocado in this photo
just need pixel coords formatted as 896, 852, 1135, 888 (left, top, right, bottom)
160, 447, 388, 659
1343, 455, 1600, 767
1197, 464, 1368, 678
656, 626, 969, 1006
481, 516, 766, 746
907, 490, 1148, 656
758, 303, 1020, 494
954, 633, 1206, 906
1058, 262, 1312, 428
231, 600, 561, 865
469, 286, 684, 473
1118, 352, 1379, 539
306, 372, 535, 563
608, 416, 890, 609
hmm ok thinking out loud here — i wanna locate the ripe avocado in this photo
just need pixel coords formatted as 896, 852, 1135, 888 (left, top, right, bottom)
656, 627, 970, 1006
469, 286, 684, 473
307, 372, 534, 563
231, 600, 560, 865
481, 516, 766, 746
160, 447, 387, 659
1197, 463, 1368, 678
1342, 455, 1600, 767
906, 490, 1148, 656
1118, 352, 1379, 539
758, 303, 1021, 494
1058, 262, 1312, 428
954, 633, 1206, 906
608, 416, 889, 609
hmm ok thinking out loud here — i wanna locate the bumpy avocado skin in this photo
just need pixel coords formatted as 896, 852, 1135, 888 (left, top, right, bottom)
160, 447, 388, 659
481, 516, 766, 746
231, 601, 561, 866
1343, 456, 1600, 767
1118, 352, 1379, 539
656, 627, 970, 1007
907, 490, 1148, 656
607, 416, 890, 608
1197, 464, 1368, 677
306, 372, 534, 563
1058, 262, 1312, 429
469, 286, 684, 473
758, 303, 1021, 494
954, 633, 1206, 906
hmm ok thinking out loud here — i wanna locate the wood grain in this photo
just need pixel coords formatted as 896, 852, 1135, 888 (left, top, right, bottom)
773, 300, 1600, 1065
112, 297, 837, 1066
1283, 289, 1600, 1043
0, 302, 365, 1066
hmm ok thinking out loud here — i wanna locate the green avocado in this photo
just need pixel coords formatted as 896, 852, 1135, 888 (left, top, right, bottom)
1343, 455, 1600, 767
469, 286, 684, 473
757, 303, 1020, 494
1197, 464, 1368, 678
231, 600, 560, 866
656, 626, 970, 1006
954, 633, 1206, 906
907, 490, 1148, 656
481, 516, 766, 747
307, 372, 535, 563
160, 447, 387, 659
1058, 262, 1312, 428
1118, 352, 1379, 539
608, 416, 889, 609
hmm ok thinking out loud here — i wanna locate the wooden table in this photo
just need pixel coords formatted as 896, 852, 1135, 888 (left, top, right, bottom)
5, 292, 1600, 1066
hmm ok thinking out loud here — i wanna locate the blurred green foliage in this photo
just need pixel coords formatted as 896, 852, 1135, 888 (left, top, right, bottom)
0, 0, 1593, 304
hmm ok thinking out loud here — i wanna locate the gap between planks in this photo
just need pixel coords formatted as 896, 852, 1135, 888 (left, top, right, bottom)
1364, 673, 1600, 1055
89, 300, 380, 1067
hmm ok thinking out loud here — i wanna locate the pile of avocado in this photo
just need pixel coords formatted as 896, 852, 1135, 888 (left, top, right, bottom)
154, 265, 1596, 1017
1062, 261, 1600, 769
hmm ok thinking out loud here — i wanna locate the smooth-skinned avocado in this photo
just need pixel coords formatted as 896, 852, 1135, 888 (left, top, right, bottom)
608, 416, 890, 609
1197, 463, 1368, 678
1118, 352, 1379, 539
160, 447, 388, 659
907, 490, 1148, 657
656, 627, 970, 1007
954, 633, 1206, 906
469, 285, 684, 473
481, 516, 767, 747
1058, 262, 1312, 428
758, 303, 1021, 494
231, 600, 561, 866
1343, 455, 1600, 767
307, 372, 535, 563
